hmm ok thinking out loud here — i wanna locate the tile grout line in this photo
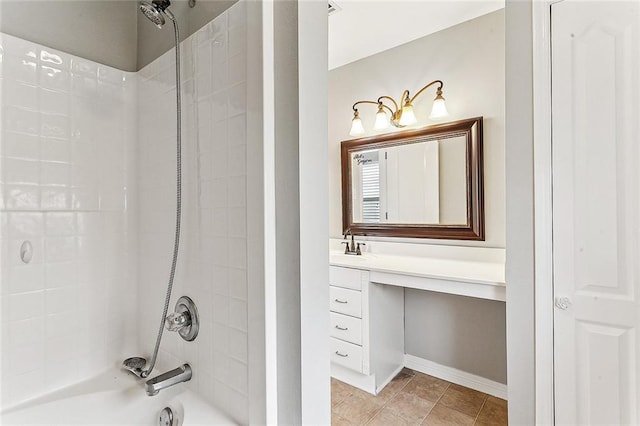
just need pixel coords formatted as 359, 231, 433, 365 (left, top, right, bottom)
363, 372, 415, 426
418, 378, 451, 425
472, 395, 489, 425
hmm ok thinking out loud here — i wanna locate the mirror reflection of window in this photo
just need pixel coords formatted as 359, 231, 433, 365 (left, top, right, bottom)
351, 150, 380, 223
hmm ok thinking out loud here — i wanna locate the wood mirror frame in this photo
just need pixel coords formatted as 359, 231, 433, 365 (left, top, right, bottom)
341, 116, 484, 240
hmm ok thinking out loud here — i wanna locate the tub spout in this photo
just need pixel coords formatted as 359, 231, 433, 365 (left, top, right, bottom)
145, 364, 192, 396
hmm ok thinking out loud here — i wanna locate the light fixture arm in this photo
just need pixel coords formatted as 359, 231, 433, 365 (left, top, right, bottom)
348, 79, 447, 133
400, 89, 411, 105
352, 100, 383, 112
352, 100, 395, 121
408, 80, 443, 105
376, 96, 399, 114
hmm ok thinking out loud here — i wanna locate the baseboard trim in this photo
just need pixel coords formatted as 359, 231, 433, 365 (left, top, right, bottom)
331, 363, 376, 394
404, 354, 508, 400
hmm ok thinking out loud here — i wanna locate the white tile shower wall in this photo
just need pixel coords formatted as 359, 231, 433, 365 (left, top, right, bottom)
0, 33, 138, 407
136, 2, 248, 423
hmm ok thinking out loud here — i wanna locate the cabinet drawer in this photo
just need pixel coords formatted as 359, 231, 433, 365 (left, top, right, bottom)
330, 286, 362, 318
329, 266, 363, 290
330, 337, 363, 372
330, 312, 362, 345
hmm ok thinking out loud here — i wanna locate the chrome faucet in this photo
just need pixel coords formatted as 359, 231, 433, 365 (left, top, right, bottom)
145, 364, 192, 396
342, 229, 365, 255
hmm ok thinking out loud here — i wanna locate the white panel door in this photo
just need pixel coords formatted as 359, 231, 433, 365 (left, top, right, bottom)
552, 1, 640, 425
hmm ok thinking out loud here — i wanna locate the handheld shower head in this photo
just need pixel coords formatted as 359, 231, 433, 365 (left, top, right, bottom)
139, 0, 172, 28
123, 356, 148, 378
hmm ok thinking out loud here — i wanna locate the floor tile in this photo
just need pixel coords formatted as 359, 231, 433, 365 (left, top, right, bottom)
375, 369, 414, 401
437, 383, 487, 418
384, 391, 435, 424
333, 394, 384, 425
401, 373, 450, 403
332, 411, 357, 426
348, 386, 382, 405
401, 367, 416, 377
475, 396, 508, 426
332, 377, 354, 407
421, 404, 475, 426
366, 408, 413, 426
331, 374, 506, 426
486, 395, 508, 409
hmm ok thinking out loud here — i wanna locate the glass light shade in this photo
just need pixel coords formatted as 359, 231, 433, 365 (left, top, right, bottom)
429, 97, 448, 119
398, 104, 417, 126
373, 109, 389, 130
349, 116, 365, 136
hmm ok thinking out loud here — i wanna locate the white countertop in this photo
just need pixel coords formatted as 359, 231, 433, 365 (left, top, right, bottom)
329, 247, 506, 301
330, 251, 504, 286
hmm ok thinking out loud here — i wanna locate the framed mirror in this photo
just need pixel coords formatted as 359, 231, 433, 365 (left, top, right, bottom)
341, 116, 484, 240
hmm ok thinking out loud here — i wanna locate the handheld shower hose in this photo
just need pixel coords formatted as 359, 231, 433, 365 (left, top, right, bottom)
124, 1, 182, 379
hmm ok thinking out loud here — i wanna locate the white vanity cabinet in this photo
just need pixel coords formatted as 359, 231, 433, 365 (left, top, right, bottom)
329, 265, 405, 395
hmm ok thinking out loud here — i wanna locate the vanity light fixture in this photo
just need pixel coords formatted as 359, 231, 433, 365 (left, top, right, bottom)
349, 80, 448, 136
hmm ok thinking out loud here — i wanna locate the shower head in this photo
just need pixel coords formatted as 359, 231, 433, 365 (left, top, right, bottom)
139, 0, 171, 28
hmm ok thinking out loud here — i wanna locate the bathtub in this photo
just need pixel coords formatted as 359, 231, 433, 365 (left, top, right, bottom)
0, 368, 236, 425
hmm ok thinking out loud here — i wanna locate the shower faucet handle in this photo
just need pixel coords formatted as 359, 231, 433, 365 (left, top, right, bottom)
164, 296, 199, 341
165, 311, 191, 332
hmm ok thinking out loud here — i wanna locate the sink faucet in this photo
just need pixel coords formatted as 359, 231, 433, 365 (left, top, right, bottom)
342, 229, 365, 255
145, 364, 192, 396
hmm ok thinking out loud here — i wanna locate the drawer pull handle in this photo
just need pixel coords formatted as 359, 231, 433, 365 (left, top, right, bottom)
334, 299, 348, 304
335, 351, 349, 357
334, 325, 348, 331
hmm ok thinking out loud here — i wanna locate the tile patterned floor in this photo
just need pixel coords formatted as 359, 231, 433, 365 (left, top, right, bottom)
332, 369, 508, 425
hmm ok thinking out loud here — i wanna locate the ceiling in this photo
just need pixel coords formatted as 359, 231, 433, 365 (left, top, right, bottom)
328, 0, 505, 70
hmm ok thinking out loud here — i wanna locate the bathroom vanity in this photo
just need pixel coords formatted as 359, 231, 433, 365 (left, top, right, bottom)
329, 264, 405, 394
328, 243, 505, 396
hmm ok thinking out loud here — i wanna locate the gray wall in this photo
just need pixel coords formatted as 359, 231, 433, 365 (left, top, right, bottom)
0, 0, 236, 71
405, 290, 507, 384
0, 0, 138, 71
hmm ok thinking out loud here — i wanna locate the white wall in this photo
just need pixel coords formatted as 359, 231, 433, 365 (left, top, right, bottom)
298, 0, 330, 424
0, 32, 137, 407
328, 9, 505, 248
505, 0, 535, 423
136, 2, 250, 423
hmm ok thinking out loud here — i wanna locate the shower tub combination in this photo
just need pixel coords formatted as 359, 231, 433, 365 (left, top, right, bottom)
0, 369, 234, 425
1, 0, 249, 423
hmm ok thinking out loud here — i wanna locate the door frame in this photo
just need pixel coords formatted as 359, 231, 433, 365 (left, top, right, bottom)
532, 0, 563, 424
